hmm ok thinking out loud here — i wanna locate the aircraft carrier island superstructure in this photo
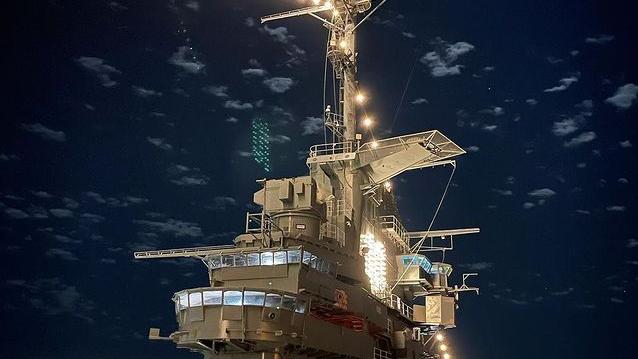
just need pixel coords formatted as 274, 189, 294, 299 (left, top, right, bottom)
133, 2, 480, 359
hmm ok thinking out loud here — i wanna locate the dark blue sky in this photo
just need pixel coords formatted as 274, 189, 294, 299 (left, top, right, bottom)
2, 1, 637, 358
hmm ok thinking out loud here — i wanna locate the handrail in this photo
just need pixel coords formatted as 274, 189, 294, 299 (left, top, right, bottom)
379, 215, 409, 250
385, 294, 414, 321
308, 141, 354, 158
320, 222, 345, 247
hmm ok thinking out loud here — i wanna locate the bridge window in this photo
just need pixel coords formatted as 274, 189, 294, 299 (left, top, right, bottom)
282, 295, 296, 311
302, 251, 312, 264
189, 292, 202, 307
287, 250, 301, 263
261, 251, 274, 266
209, 255, 221, 269
178, 293, 188, 310
223, 290, 243, 306
234, 254, 247, 266
247, 253, 260, 266
274, 251, 287, 265
264, 293, 282, 308
243, 291, 265, 306
203, 290, 222, 305
222, 254, 234, 267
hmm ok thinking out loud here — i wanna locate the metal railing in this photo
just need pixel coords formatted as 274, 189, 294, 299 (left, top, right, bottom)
385, 294, 414, 321
374, 348, 392, 359
308, 141, 354, 158
320, 222, 346, 247
379, 215, 409, 250
245, 212, 284, 246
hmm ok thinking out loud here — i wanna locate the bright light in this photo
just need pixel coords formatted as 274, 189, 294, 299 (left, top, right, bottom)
312, 0, 321, 5
324, 1, 333, 8
440, 344, 448, 351
360, 234, 387, 296
370, 141, 378, 149
339, 40, 347, 49
333, 9, 340, 16
443, 354, 451, 359
384, 181, 392, 192
362, 117, 372, 127
355, 93, 367, 104
436, 333, 445, 341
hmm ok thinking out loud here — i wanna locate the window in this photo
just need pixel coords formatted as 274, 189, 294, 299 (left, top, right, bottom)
287, 250, 301, 263
203, 291, 222, 305
274, 251, 287, 265
178, 293, 188, 310
243, 291, 265, 306
209, 255, 222, 269
264, 293, 282, 308
282, 295, 296, 311
295, 299, 307, 314
309, 255, 318, 269
247, 253, 260, 266
222, 254, 234, 267
189, 292, 202, 307
302, 251, 311, 264
223, 291, 243, 306
234, 254, 247, 267
261, 251, 274, 266
295, 223, 306, 229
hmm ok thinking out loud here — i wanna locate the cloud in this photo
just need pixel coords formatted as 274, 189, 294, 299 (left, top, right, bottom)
605, 83, 638, 110
21, 123, 67, 142
480, 106, 504, 116
184, 0, 199, 11
420, 39, 474, 77
83, 191, 148, 207
133, 218, 203, 237
585, 34, 614, 44
76, 56, 121, 87
49, 208, 74, 218
465, 145, 480, 152
260, 26, 306, 66
459, 262, 494, 270
482, 124, 498, 132
550, 288, 574, 296
146, 137, 173, 151
224, 100, 253, 110
269, 134, 291, 144
619, 140, 632, 148
552, 118, 579, 136
4, 208, 29, 219
263, 77, 295, 93
170, 175, 209, 186
0, 153, 20, 161
244, 17, 255, 27
523, 202, 535, 209
492, 189, 513, 196
226, 117, 239, 123
46, 248, 79, 261
544, 75, 579, 92
300, 117, 324, 135
241, 68, 268, 78
202, 85, 228, 98
132, 86, 162, 98
411, 98, 429, 105
627, 239, 638, 248
528, 188, 556, 198
563, 131, 596, 148
207, 196, 237, 211
402, 32, 416, 39
606, 205, 626, 212
526, 99, 538, 106
168, 46, 205, 74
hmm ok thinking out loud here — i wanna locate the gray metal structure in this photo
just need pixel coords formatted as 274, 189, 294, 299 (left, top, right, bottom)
134, 2, 480, 359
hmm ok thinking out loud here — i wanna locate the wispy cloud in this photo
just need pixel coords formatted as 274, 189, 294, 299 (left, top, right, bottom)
528, 188, 556, 198
480, 106, 504, 116
132, 85, 162, 98
411, 98, 429, 105
133, 218, 203, 237
585, 34, 614, 45
4, 208, 29, 219
168, 46, 205, 74
21, 123, 67, 142
300, 117, 323, 135
49, 208, 74, 218
76, 56, 121, 87
224, 100, 253, 110
202, 85, 228, 98
420, 38, 474, 77
146, 137, 173, 151
544, 75, 579, 93
241, 68, 268, 78
605, 83, 638, 110
459, 262, 494, 270
263, 77, 295, 93
46, 248, 79, 261
606, 205, 626, 212
563, 131, 596, 148
207, 196, 237, 211
552, 118, 579, 136
269, 134, 291, 144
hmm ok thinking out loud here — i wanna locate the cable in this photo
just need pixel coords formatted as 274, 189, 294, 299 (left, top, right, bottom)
389, 163, 456, 292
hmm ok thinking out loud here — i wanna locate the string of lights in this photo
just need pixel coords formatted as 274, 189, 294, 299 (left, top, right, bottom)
251, 118, 271, 172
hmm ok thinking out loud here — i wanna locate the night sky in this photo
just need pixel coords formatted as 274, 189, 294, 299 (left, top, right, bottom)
2, 1, 638, 358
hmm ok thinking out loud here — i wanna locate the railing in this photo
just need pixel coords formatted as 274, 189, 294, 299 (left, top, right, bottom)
374, 348, 392, 359
379, 215, 409, 250
385, 294, 414, 321
245, 212, 284, 246
308, 141, 354, 158
320, 222, 346, 247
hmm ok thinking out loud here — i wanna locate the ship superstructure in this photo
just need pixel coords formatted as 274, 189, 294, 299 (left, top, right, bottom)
134, 2, 480, 359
